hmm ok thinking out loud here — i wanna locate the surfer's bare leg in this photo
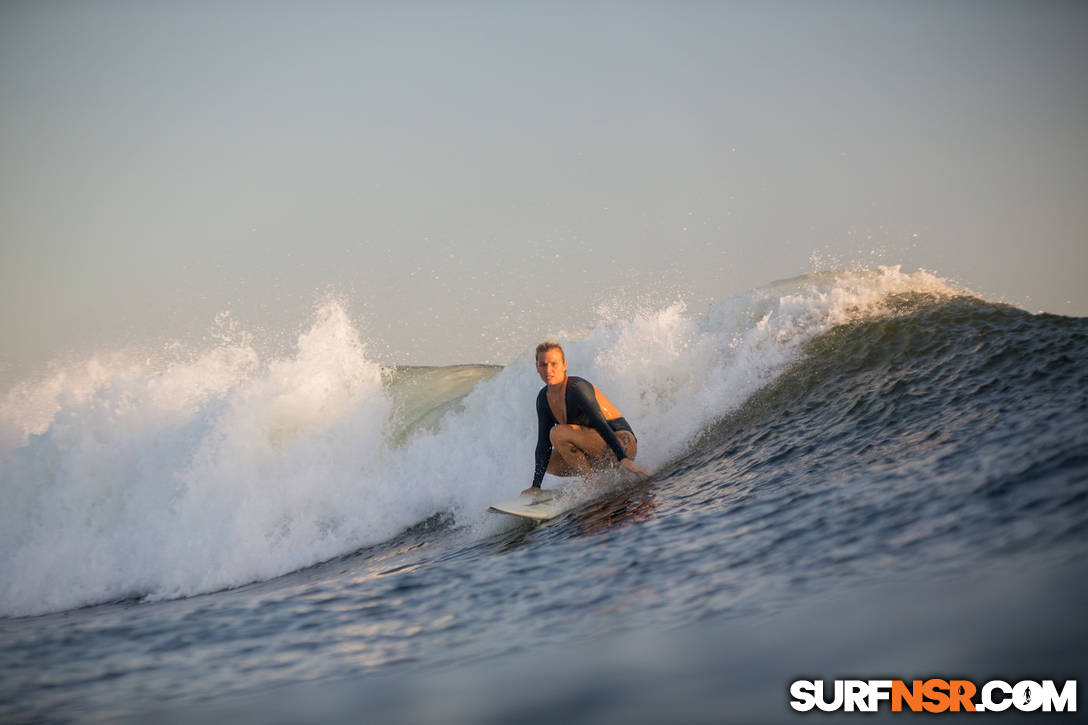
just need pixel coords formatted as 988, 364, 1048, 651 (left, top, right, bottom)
519, 451, 578, 496
545, 449, 578, 477
523, 425, 641, 494
550, 424, 611, 477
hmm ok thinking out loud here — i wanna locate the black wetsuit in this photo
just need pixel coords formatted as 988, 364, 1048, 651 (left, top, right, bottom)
531, 376, 635, 489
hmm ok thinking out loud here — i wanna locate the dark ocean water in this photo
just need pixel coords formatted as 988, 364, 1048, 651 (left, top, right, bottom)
2, 281, 1086, 723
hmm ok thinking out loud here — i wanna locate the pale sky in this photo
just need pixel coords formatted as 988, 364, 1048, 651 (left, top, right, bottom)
2, 0, 1086, 383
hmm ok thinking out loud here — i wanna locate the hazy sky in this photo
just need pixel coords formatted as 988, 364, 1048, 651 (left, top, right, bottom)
2, 0, 1086, 381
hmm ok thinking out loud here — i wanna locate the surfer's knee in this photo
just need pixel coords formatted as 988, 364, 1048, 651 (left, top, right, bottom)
549, 424, 574, 446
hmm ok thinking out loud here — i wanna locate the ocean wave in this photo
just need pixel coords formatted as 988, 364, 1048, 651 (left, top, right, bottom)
0, 266, 990, 616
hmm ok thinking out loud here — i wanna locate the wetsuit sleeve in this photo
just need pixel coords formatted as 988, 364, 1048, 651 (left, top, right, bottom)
567, 377, 628, 462
531, 389, 553, 488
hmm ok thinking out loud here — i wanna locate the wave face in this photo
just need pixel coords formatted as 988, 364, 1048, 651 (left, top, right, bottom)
2, 267, 1084, 617
671, 293, 1088, 584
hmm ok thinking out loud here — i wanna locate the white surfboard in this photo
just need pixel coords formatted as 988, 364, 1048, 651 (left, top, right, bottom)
488, 485, 571, 522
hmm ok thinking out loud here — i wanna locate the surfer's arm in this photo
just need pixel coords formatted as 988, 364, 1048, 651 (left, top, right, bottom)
567, 377, 628, 462
531, 390, 553, 488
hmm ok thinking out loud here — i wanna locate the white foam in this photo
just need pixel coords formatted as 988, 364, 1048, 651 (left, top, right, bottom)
0, 267, 963, 616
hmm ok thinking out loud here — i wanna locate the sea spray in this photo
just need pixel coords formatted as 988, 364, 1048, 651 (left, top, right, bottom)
0, 302, 394, 615
0, 267, 966, 616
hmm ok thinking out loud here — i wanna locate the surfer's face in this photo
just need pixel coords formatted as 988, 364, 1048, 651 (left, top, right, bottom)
536, 348, 566, 386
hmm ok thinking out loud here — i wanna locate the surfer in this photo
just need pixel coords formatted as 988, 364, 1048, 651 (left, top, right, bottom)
523, 341, 650, 494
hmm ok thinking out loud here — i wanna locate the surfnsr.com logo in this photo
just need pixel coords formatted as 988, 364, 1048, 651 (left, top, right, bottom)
789, 679, 1077, 713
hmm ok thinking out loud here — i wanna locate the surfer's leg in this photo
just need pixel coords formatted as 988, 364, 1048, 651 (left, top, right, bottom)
545, 449, 579, 477
549, 424, 610, 477
615, 430, 638, 461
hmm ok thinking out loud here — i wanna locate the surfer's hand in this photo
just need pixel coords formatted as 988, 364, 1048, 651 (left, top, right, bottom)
620, 458, 651, 478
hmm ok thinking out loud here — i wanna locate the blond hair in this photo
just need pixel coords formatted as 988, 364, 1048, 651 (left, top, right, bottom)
535, 340, 565, 362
